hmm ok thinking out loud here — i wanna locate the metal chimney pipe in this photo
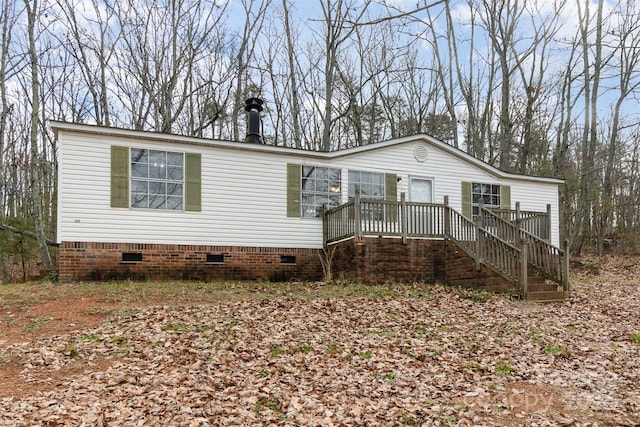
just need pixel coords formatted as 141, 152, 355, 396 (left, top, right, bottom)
244, 98, 264, 143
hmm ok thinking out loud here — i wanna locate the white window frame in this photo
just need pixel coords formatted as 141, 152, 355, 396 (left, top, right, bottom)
472, 182, 501, 220
130, 148, 184, 211
301, 165, 342, 218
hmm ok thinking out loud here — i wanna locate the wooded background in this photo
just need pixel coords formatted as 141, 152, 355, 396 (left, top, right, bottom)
1, 0, 639, 282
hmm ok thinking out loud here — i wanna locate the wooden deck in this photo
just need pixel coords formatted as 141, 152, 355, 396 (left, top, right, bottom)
323, 194, 570, 302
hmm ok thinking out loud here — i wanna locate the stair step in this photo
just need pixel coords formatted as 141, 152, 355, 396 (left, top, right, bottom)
526, 290, 567, 302
527, 283, 561, 292
527, 280, 548, 287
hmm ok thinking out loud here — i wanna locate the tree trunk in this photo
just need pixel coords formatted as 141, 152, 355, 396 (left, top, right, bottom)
25, 0, 52, 272
570, 0, 604, 256
282, 0, 302, 148
0, 0, 12, 283
600, 5, 640, 246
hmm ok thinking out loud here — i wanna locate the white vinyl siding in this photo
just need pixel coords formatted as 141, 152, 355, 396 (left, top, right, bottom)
57, 132, 323, 248
327, 143, 560, 246
57, 128, 561, 248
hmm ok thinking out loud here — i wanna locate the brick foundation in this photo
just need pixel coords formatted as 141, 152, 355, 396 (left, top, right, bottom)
58, 242, 324, 282
443, 243, 516, 292
330, 237, 516, 292
58, 238, 518, 292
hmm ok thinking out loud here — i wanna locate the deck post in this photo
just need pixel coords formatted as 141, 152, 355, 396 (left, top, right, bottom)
563, 239, 570, 293
520, 239, 528, 298
400, 192, 407, 244
546, 204, 552, 242
322, 203, 328, 248
515, 201, 521, 243
354, 191, 361, 239
444, 195, 450, 238
475, 200, 484, 268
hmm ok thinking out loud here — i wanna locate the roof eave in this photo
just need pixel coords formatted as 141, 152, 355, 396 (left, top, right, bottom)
50, 121, 564, 185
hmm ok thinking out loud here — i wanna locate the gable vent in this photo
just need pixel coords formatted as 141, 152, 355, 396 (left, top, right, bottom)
414, 143, 428, 162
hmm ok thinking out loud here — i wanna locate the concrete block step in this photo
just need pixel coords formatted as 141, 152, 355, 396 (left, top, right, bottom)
527, 283, 561, 292
526, 290, 567, 302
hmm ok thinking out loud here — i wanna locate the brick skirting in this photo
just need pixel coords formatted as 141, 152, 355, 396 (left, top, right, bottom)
59, 238, 517, 293
58, 242, 324, 282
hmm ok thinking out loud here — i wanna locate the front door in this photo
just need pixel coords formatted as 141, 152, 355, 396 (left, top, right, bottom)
409, 177, 433, 203
409, 177, 433, 235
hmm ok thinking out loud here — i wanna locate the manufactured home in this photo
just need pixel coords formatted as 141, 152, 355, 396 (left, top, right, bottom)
53, 117, 568, 301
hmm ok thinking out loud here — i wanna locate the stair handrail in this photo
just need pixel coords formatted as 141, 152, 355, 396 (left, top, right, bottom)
446, 207, 523, 286
481, 206, 566, 287
488, 204, 551, 241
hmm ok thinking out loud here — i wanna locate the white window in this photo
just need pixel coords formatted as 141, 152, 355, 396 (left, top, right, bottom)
130, 149, 184, 210
348, 170, 385, 199
472, 182, 500, 219
301, 165, 341, 218
348, 170, 385, 220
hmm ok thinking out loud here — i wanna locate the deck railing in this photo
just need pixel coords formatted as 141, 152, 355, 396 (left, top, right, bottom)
488, 202, 551, 241
323, 193, 447, 244
324, 200, 357, 243
323, 193, 568, 295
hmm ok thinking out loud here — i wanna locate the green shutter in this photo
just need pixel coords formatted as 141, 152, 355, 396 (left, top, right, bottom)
500, 185, 511, 210
185, 153, 201, 212
111, 146, 129, 208
385, 173, 397, 202
385, 173, 398, 221
287, 163, 301, 218
461, 181, 472, 219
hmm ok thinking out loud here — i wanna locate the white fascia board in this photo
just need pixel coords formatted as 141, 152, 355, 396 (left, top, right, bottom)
50, 121, 333, 159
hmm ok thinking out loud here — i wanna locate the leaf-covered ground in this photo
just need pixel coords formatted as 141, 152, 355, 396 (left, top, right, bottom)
1, 255, 639, 426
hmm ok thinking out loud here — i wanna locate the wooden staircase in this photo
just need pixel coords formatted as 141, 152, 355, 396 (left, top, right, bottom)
446, 205, 570, 302
323, 194, 569, 302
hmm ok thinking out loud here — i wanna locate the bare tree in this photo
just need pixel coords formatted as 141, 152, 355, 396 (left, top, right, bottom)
24, 0, 52, 271
511, 0, 565, 174
478, 0, 529, 170
570, 0, 606, 255
598, 3, 640, 242
56, 0, 119, 127
282, 0, 302, 147
450, 0, 497, 161
0, 0, 18, 283
424, 4, 459, 147
231, 0, 272, 141
315, 0, 370, 151
110, 0, 230, 134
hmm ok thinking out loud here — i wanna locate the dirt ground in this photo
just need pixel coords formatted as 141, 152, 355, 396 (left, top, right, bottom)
0, 255, 639, 426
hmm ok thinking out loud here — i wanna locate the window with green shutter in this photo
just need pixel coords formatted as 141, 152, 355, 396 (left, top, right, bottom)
462, 182, 510, 221
111, 146, 200, 211
300, 165, 341, 218
287, 164, 342, 218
